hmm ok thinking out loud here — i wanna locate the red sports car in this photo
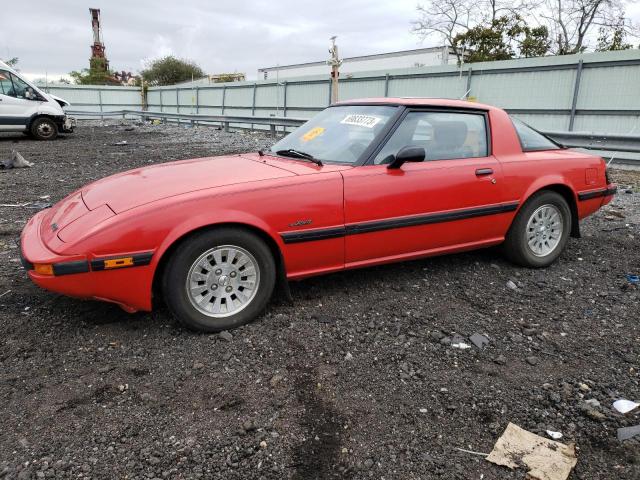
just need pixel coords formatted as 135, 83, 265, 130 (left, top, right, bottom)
20, 98, 616, 332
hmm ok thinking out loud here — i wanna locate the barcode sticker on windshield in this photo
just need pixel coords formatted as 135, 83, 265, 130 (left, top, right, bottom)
340, 114, 381, 129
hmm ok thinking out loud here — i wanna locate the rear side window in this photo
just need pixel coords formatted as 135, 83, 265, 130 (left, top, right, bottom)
374, 111, 488, 164
511, 117, 560, 151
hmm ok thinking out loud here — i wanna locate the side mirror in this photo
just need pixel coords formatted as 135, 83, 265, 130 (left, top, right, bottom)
387, 146, 425, 169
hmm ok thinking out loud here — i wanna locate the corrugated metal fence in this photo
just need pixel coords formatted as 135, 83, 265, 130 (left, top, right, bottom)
39, 49, 640, 134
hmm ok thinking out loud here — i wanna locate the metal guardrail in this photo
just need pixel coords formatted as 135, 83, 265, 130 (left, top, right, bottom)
66, 109, 306, 136
542, 131, 640, 154
67, 110, 640, 161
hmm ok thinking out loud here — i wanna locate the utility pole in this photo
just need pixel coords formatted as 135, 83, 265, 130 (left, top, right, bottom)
327, 36, 342, 104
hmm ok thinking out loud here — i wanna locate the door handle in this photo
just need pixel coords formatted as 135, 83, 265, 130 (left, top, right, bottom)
475, 168, 493, 176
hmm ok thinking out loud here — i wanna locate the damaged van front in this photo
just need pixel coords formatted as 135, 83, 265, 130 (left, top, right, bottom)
0, 60, 76, 140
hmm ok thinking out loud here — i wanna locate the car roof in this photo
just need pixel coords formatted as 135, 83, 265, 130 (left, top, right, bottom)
335, 97, 498, 112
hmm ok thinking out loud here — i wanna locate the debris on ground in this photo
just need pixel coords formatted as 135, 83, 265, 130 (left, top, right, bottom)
0, 125, 638, 479
626, 274, 640, 285
469, 333, 489, 349
112, 140, 128, 146
617, 425, 640, 441
486, 423, 577, 480
546, 430, 563, 440
0, 150, 33, 169
613, 399, 639, 414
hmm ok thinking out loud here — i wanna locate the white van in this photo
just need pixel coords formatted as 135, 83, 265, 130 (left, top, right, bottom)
0, 60, 75, 140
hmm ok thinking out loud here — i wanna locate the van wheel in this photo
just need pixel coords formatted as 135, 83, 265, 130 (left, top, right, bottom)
162, 228, 276, 332
31, 117, 58, 140
503, 191, 572, 268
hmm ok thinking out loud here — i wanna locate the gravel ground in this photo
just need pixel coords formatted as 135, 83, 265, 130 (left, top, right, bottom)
0, 123, 639, 480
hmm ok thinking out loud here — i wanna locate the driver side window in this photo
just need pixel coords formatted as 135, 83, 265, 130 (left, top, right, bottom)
0, 70, 12, 96
373, 111, 488, 164
8, 73, 32, 99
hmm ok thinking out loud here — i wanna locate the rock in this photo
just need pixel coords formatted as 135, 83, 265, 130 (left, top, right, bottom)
193, 361, 205, 370
584, 398, 600, 408
526, 356, 539, 366
617, 425, 640, 441
259, 441, 267, 449
429, 331, 445, 342
578, 383, 590, 392
494, 355, 507, 365
469, 333, 489, 349
364, 458, 374, 469
269, 374, 283, 387
140, 392, 157, 403
242, 420, 256, 432
218, 331, 233, 342
581, 405, 606, 421
506, 280, 518, 290
345, 352, 353, 361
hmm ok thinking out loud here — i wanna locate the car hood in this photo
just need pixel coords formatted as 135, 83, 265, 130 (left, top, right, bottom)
81, 154, 296, 213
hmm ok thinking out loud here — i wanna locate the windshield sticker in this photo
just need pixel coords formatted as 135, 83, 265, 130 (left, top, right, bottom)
301, 126, 325, 142
340, 114, 381, 129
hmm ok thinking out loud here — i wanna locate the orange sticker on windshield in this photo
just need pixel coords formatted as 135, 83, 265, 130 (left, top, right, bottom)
301, 127, 325, 142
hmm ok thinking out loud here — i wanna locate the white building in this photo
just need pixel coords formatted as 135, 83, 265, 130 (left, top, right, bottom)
258, 46, 459, 80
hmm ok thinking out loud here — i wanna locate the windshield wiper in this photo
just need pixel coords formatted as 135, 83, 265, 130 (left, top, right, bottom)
275, 149, 323, 166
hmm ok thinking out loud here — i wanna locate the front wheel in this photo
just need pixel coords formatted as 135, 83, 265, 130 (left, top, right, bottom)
503, 191, 572, 268
30, 117, 58, 140
162, 228, 276, 332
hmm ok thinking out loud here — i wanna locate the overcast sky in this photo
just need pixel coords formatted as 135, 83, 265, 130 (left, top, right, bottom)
0, 0, 426, 81
2, 1, 639, 82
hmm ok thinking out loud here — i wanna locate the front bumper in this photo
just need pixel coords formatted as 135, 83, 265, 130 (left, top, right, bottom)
20, 209, 154, 312
61, 115, 76, 133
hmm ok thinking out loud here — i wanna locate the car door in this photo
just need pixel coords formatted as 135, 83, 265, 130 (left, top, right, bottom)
342, 108, 514, 266
0, 70, 36, 130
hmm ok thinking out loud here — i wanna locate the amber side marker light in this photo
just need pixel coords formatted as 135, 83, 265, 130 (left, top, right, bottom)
103, 257, 134, 269
33, 263, 54, 275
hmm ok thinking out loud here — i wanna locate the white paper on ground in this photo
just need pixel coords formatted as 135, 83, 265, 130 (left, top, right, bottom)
612, 399, 639, 414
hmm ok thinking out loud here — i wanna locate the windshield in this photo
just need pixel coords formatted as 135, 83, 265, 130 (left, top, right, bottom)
270, 105, 397, 164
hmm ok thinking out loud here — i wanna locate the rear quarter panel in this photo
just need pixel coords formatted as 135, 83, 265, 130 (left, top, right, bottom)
498, 149, 607, 219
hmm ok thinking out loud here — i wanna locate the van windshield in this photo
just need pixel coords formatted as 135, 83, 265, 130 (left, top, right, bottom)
270, 105, 397, 164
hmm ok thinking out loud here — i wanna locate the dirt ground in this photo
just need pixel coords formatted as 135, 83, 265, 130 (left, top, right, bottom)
0, 123, 638, 480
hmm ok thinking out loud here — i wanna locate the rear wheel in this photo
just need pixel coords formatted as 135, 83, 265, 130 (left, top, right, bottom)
162, 228, 276, 332
503, 191, 572, 268
30, 117, 58, 140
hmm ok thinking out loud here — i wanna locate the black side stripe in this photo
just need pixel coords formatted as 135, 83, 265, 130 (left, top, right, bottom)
281, 202, 519, 244
280, 227, 345, 244
577, 186, 617, 201
91, 252, 154, 271
53, 260, 90, 276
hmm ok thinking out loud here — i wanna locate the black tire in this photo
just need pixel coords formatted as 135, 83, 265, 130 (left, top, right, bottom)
503, 191, 572, 268
30, 117, 58, 140
162, 228, 276, 332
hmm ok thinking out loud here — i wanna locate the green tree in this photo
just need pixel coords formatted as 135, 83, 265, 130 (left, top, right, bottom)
453, 15, 550, 63
140, 56, 205, 86
70, 58, 117, 85
2, 57, 19, 68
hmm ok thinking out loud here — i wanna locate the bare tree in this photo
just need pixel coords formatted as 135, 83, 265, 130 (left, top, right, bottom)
541, 0, 635, 53
412, 0, 542, 62
411, 0, 476, 62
